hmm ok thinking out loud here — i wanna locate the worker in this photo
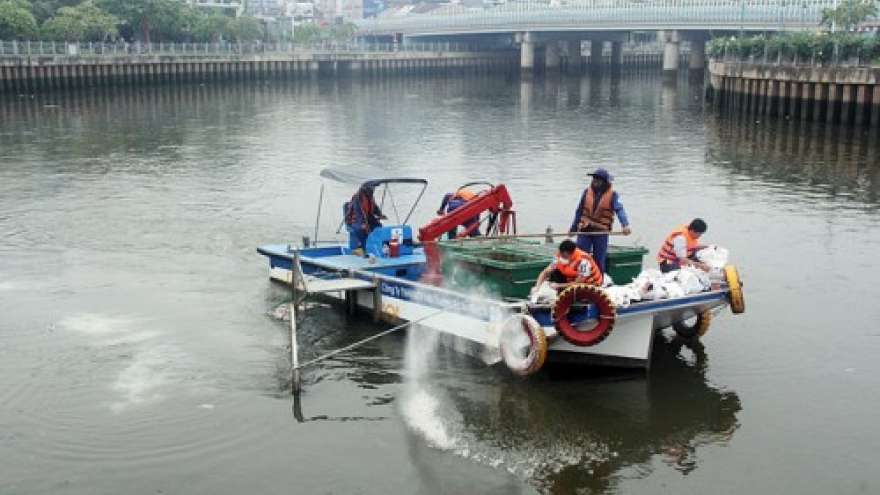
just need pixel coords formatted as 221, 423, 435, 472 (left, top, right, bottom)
436, 188, 480, 239
657, 218, 711, 273
345, 183, 386, 254
569, 167, 632, 274
531, 239, 603, 294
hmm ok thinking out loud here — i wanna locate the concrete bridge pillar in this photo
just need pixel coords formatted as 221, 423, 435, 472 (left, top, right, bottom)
517, 32, 536, 73
565, 41, 582, 73
689, 41, 705, 71
662, 31, 680, 76
546, 42, 561, 71
611, 41, 623, 70
590, 41, 603, 71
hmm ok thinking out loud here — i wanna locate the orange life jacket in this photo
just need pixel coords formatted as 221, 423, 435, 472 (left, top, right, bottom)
657, 225, 698, 264
346, 192, 374, 226
556, 248, 603, 286
452, 189, 476, 201
579, 186, 615, 231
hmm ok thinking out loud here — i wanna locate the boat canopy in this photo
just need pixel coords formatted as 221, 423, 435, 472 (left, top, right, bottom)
319, 167, 428, 188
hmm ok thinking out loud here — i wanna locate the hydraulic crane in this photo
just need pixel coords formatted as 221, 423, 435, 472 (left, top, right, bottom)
418, 184, 517, 285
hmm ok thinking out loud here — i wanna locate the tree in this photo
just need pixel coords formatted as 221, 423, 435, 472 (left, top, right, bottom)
820, 0, 878, 31
292, 22, 321, 44
0, 0, 38, 39
191, 12, 229, 42
96, 0, 196, 42
229, 15, 262, 42
41, 0, 117, 41
330, 22, 358, 42
30, 0, 80, 23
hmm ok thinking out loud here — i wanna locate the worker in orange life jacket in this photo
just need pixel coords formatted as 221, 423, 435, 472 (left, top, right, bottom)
531, 240, 603, 295
657, 218, 711, 273
436, 188, 480, 239
569, 167, 632, 274
345, 183, 387, 254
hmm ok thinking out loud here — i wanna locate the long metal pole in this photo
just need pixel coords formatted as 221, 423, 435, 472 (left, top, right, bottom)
291, 251, 301, 394
313, 183, 323, 246
422, 230, 629, 244
296, 310, 445, 370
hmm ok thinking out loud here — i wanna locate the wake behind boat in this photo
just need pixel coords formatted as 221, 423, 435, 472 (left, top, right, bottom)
257, 168, 745, 379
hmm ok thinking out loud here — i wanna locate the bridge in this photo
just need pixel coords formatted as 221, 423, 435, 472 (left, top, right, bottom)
355, 0, 840, 72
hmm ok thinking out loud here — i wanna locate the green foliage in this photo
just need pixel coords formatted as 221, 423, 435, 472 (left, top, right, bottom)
820, 0, 878, 30
228, 15, 262, 42
0, 0, 39, 39
292, 22, 321, 44
40, 0, 117, 41
96, 0, 196, 42
329, 22, 357, 42
710, 31, 880, 64
30, 0, 78, 23
191, 12, 228, 42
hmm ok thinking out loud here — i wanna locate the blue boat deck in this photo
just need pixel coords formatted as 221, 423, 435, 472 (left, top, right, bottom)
257, 244, 426, 279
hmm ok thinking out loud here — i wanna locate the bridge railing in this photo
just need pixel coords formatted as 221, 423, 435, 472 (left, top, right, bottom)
0, 40, 487, 58
358, 0, 837, 33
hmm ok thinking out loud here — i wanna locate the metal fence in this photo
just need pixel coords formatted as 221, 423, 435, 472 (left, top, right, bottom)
358, 0, 838, 34
714, 45, 877, 67
0, 40, 482, 58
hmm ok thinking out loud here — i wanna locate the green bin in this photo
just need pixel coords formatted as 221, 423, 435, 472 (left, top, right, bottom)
606, 245, 650, 284
441, 246, 551, 299
437, 239, 650, 295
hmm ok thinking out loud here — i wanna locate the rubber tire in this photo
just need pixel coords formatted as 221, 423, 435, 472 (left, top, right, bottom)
552, 284, 617, 347
724, 265, 745, 315
672, 309, 712, 339
499, 314, 548, 376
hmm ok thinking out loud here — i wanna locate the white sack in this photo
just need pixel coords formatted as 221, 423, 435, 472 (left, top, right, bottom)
696, 245, 729, 269
530, 281, 558, 304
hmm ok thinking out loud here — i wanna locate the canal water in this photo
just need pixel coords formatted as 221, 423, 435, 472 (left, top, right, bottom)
1, 73, 879, 495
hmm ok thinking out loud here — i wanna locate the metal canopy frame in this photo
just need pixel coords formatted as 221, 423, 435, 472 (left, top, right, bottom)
315, 167, 429, 245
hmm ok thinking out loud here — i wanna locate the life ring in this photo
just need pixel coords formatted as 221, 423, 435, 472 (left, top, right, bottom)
381, 303, 400, 323
499, 314, 548, 376
672, 309, 712, 339
551, 284, 617, 347
724, 265, 745, 315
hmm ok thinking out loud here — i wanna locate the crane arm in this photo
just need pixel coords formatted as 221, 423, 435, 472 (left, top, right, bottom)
418, 184, 516, 285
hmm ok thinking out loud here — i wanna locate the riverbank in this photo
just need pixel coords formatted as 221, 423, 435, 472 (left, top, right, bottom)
0, 51, 520, 93
708, 59, 880, 126
0, 41, 691, 93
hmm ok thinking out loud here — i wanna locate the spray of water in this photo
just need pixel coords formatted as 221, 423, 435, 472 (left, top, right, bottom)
399, 324, 458, 450
396, 295, 609, 491
61, 313, 187, 412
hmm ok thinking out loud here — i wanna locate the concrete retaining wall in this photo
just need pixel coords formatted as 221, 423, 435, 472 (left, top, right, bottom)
708, 60, 880, 126
0, 52, 520, 93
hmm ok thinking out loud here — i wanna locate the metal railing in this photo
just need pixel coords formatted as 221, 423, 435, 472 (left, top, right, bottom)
714, 45, 878, 67
357, 0, 838, 34
0, 40, 484, 58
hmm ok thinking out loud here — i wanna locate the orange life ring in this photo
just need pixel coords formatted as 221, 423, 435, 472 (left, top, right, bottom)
724, 265, 745, 315
499, 314, 548, 376
551, 284, 617, 347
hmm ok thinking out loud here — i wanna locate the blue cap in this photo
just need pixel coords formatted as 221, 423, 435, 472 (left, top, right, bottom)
588, 168, 613, 182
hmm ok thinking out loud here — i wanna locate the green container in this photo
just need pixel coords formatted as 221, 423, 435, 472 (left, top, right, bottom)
606, 245, 650, 284
437, 239, 650, 297
442, 246, 550, 299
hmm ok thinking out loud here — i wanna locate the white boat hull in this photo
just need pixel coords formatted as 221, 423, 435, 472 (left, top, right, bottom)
268, 264, 726, 369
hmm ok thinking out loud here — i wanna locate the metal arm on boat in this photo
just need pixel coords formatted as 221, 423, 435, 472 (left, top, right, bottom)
418, 184, 516, 285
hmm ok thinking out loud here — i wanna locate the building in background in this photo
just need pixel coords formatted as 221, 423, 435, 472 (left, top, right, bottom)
187, 0, 246, 17
311, 0, 363, 22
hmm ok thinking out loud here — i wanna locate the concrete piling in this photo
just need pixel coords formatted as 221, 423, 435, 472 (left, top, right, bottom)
709, 60, 880, 127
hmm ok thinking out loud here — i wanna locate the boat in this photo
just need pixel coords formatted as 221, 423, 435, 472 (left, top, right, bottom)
257, 168, 746, 378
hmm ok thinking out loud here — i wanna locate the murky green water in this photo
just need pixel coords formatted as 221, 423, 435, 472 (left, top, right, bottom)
2, 73, 879, 494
